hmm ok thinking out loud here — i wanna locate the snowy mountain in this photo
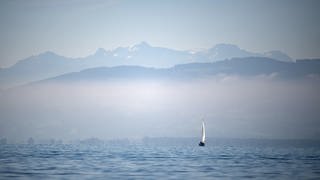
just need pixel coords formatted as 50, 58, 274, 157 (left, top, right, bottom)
0, 42, 294, 88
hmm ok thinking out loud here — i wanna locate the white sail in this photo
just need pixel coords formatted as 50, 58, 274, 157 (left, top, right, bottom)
201, 121, 205, 143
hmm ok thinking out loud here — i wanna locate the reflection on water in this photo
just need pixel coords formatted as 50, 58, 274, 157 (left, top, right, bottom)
0, 139, 320, 179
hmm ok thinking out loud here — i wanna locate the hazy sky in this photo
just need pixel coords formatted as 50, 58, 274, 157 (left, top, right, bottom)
1, 0, 320, 67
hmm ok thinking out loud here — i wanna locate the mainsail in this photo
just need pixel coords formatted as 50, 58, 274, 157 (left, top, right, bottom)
201, 121, 205, 143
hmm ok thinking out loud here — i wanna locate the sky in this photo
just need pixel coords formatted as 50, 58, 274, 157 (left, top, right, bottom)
0, 0, 320, 67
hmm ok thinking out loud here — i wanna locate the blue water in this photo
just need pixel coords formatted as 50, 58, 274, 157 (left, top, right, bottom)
1, 139, 320, 179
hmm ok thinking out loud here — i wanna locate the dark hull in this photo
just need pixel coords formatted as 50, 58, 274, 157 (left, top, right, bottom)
199, 142, 205, 146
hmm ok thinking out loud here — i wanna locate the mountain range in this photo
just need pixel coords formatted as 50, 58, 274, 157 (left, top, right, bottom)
0, 42, 318, 89
33, 57, 319, 85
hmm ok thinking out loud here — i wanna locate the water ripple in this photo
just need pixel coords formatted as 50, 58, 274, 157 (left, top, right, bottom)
0, 140, 320, 179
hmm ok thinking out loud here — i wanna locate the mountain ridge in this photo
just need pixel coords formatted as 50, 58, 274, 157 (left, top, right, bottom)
29, 57, 320, 86
0, 42, 309, 88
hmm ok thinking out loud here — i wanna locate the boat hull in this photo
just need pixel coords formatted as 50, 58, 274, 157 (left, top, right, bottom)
199, 142, 205, 146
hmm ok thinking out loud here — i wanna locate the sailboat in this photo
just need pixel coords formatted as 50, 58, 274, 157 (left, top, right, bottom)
199, 121, 205, 146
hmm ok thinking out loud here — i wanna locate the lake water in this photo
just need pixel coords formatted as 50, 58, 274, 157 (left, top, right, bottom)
1, 139, 320, 179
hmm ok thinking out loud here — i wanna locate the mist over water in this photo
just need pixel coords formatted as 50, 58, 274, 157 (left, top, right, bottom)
0, 75, 319, 143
